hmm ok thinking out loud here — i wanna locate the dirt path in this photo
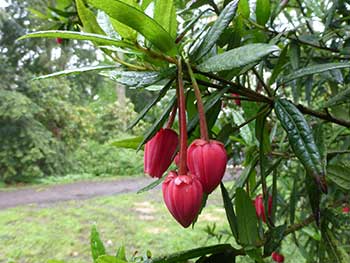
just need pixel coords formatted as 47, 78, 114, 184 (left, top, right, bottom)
0, 177, 155, 210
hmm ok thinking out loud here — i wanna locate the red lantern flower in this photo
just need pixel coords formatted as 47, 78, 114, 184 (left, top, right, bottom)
254, 194, 272, 223
162, 171, 203, 228
272, 252, 285, 263
56, 38, 63, 44
343, 206, 350, 213
187, 139, 227, 194
232, 93, 241, 106
144, 128, 178, 178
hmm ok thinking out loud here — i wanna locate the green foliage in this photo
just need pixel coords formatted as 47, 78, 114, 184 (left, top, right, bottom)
70, 140, 143, 177
17, 0, 350, 261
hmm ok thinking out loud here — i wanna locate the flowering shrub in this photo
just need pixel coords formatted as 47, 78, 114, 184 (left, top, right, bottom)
23, 0, 350, 262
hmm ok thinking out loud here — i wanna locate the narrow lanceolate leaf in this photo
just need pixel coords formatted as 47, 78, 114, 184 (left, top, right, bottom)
230, 157, 258, 195
154, 0, 177, 39
220, 183, 238, 239
274, 98, 327, 193
100, 69, 175, 88
187, 87, 229, 132
87, 0, 177, 54
151, 244, 235, 263
76, 0, 105, 35
281, 62, 350, 83
305, 174, 321, 226
18, 31, 132, 48
91, 226, 106, 263
111, 136, 143, 150
327, 164, 350, 190
192, 0, 239, 61
137, 177, 165, 194
32, 65, 116, 80
269, 44, 288, 85
197, 44, 279, 72
256, 0, 271, 25
128, 80, 173, 129
323, 87, 350, 108
235, 188, 259, 246
264, 224, 287, 255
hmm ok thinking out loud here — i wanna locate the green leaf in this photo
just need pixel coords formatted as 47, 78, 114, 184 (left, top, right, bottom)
137, 96, 176, 151
87, 0, 177, 54
137, 177, 165, 194
111, 136, 143, 150
128, 80, 173, 129
100, 69, 175, 88
256, 0, 271, 25
154, 0, 177, 39
76, 0, 105, 34
235, 188, 259, 246
237, 0, 250, 18
18, 30, 132, 48
32, 65, 116, 80
115, 246, 127, 260
230, 157, 258, 195
274, 98, 327, 193
96, 255, 127, 263
220, 183, 238, 239
281, 62, 350, 83
323, 87, 350, 108
152, 244, 235, 263
192, 0, 239, 61
269, 44, 288, 85
91, 225, 106, 263
187, 88, 229, 132
327, 164, 350, 190
232, 111, 253, 145
264, 224, 287, 255
290, 175, 297, 224
197, 44, 279, 72
109, 0, 137, 41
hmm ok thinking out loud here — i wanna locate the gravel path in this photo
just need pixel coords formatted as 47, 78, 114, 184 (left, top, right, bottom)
0, 177, 155, 210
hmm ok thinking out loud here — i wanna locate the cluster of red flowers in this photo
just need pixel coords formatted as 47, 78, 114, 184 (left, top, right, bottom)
143, 61, 284, 261
144, 60, 227, 228
144, 129, 227, 227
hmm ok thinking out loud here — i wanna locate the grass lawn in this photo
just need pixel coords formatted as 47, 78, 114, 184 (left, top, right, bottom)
0, 185, 230, 263
0, 181, 304, 263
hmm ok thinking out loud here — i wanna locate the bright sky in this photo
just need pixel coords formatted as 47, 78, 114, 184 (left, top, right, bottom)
0, 0, 9, 8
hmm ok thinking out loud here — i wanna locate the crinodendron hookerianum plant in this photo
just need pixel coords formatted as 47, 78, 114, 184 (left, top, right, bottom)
20, 0, 350, 262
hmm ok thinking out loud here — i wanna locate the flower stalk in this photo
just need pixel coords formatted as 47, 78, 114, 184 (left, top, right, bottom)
185, 60, 209, 141
177, 57, 188, 175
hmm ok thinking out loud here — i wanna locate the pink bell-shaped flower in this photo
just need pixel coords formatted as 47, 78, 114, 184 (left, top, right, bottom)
272, 252, 285, 263
254, 194, 272, 223
162, 171, 203, 228
56, 37, 63, 44
144, 128, 178, 178
187, 139, 227, 194
232, 93, 241, 106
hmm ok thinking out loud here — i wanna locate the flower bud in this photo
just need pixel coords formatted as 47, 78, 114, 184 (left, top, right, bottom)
144, 128, 178, 178
56, 38, 63, 44
187, 139, 227, 194
162, 171, 203, 228
343, 206, 350, 213
272, 252, 285, 263
254, 194, 272, 223
232, 93, 241, 106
